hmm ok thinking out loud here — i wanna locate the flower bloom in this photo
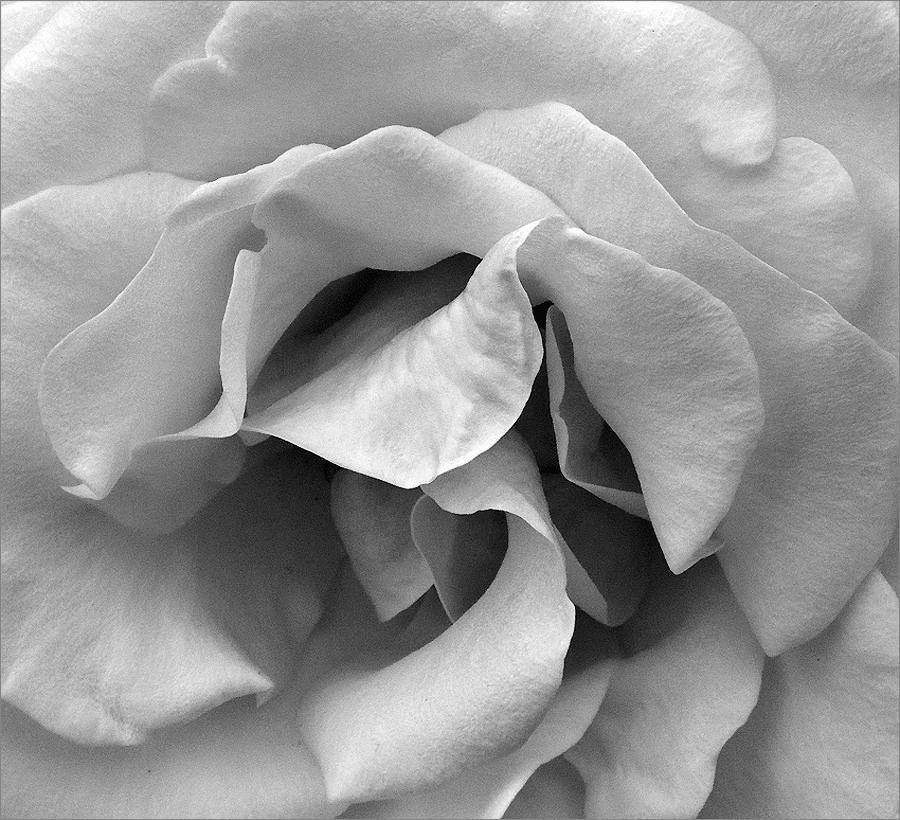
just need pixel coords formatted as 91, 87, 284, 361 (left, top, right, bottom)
1, 2, 898, 818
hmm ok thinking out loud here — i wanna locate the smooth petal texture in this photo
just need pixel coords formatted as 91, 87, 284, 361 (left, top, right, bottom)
701, 571, 900, 819
516, 218, 764, 574
343, 661, 613, 819
147, 1, 774, 180
442, 103, 873, 320
38, 144, 328, 523
0, 1, 227, 207
242, 231, 543, 488
418, 429, 607, 625
567, 558, 765, 819
0, 0, 66, 69
296, 512, 575, 805
448, 102, 898, 653
542, 474, 653, 627
330, 470, 433, 621
544, 307, 648, 520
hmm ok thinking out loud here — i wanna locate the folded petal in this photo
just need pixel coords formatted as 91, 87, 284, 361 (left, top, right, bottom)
0, 1, 226, 207
38, 145, 328, 527
296, 513, 575, 804
544, 306, 648, 520
442, 102, 873, 320
701, 571, 899, 819
516, 218, 764, 574
444, 102, 898, 653
330, 470, 433, 621
566, 558, 765, 819
147, 1, 774, 179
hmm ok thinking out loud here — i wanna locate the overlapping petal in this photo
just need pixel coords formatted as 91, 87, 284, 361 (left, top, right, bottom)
147, 1, 774, 182
566, 558, 764, 818
0, 1, 227, 207
700, 570, 899, 819
443, 102, 898, 654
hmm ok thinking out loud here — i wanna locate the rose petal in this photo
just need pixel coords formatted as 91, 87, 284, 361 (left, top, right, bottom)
342, 660, 612, 819
330, 470, 433, 621
38, 144, 329, 525
700, 570, 900, 819
516, 218, 764, 574
0, 1, 226, 207
147, 1, 774, 178
0, 0, 66, 69
502, 758, 587, 820
542, 474, 653, 627
544, 306, 648, 520
417, 429, 608, 625
566, 558, 765, 819
441, 102, 874, 320
296, 512, 575, 805
445, 102, 898, 653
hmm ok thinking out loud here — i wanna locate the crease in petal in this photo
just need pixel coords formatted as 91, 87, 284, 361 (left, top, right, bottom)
566, 557, 765, 819
700, 570, 900, 819
330, 470, 434, 621
146, 1, 774, 180
443, 102, 898, 653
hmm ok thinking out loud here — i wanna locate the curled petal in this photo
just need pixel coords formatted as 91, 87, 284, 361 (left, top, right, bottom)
147, 1, 774, 178
567, 558, 764, 818
701, 571, 900, 819
443, 102, 899, 653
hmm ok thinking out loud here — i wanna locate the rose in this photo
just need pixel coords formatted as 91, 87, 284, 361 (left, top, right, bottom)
1, 2, 897, 818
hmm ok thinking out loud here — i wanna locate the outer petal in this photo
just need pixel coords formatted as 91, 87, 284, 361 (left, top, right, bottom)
566, 558, 765, 819
445, 102, 898, 653
701, 571, 900, 819
0, 1, 227, 207
147, 1, 774, 178
38, 144, 329, 527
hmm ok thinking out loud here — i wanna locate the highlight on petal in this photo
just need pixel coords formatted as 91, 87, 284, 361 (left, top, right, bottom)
701, 571, 899, 819
443, 102, 898, 653
296, 514, 575, 805
38, 144, 328, 527
544, 307, 647, 520
1, 448, 341, 748
0, 1, 227, 207
147, 1, 774, 179
516, 217, 764, 575
330, 470, 433, 621
343, 657, 613, 819
0, 0, 66, 69
566, 558, 765, 819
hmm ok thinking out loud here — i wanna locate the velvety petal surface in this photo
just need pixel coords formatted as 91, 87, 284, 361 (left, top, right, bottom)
330, 470, 433, 621
700, 571, 900, 819
446, 102, 899, 653
38, 144, 328, 527
147, 1, 774, 181
566, 558, 765, 819
0, 1, 226, 207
